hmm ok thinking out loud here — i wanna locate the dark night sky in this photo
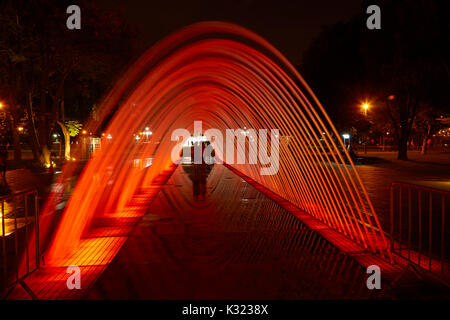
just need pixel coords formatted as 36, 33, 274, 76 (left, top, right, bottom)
99, 0, 364, 65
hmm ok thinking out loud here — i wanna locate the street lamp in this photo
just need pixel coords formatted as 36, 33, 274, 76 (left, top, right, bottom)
362, 103, 370, 116
360, 102, 371, 154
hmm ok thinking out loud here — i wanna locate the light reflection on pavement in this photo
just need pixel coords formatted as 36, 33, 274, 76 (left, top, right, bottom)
84, 164, 374, 299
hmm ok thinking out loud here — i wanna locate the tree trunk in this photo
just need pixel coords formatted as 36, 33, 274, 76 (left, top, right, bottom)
8, 112, 22, 161
56, 121, 71, 160
38, 116, 51, 165
397, 94, 417, 161
397, 124, 409, 160
38, 61, 51, 166
60, 99, 65, 122
421, 123, 431, 155
26, 92, 43, 162
421, 136, 427, 155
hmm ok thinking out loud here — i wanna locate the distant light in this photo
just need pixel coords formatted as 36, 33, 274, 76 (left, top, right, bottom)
82, 130, 87, 135
135, 135, 140, 140
106, 134, 112, 139
145, 127, 149, 131
342, 134, 350, 139
361, 102, 370, 116
184, 135, 207, 147
387, 95, 395, 100
144, 128, 152, 136
17, 127, 24, 132
53, 133, 58, 138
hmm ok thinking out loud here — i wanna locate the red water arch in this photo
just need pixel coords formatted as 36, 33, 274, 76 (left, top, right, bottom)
43, 22, 389, 263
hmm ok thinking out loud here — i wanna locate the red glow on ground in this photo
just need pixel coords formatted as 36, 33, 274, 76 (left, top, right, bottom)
9, 167, 176, 299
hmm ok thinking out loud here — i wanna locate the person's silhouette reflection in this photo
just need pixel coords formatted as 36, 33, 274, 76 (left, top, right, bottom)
183, 141, 213, 201
192, 163, 207, 200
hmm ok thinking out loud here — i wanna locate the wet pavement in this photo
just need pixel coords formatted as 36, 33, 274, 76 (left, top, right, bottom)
0, 166, 78, 292
354, 151, 450, 230
0, 168, 56, 233
84, 164, 376, 299
4, 161, 449, 299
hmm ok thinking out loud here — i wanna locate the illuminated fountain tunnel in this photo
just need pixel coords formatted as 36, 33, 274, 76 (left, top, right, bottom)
39, 21, 389, 265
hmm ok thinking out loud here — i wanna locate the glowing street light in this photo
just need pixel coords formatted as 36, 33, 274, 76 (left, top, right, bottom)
144, 128, 152, 136
362, 103, 370, 116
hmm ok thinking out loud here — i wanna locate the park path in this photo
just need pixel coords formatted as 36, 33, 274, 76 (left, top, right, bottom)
83, 164, 372, 299
6, 163, 448, 299
6, 165, 176, 299
2, 168, 51, 194
355, 151, 450, 230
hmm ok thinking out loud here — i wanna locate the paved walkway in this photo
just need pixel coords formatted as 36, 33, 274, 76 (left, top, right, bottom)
0, 168, 53, 235
83, 165, 377, 299
354, 151, 450, 229
7, 166, 176, 299
2, 168, 52, 194
5, 162, 449, 299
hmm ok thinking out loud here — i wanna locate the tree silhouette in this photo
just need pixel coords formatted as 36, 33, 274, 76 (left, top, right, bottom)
301, 0, 449, 160
0, 0, 136, 164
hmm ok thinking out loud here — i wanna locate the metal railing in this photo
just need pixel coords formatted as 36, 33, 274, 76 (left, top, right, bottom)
390, 182, 449, 278
1, 189, 39, 298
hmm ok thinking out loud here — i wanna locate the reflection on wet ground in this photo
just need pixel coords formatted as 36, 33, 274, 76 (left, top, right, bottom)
85, 164, 376, 299
0, 169, 77, 236
0, 199, 35, 236
1, 169, 78, 291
